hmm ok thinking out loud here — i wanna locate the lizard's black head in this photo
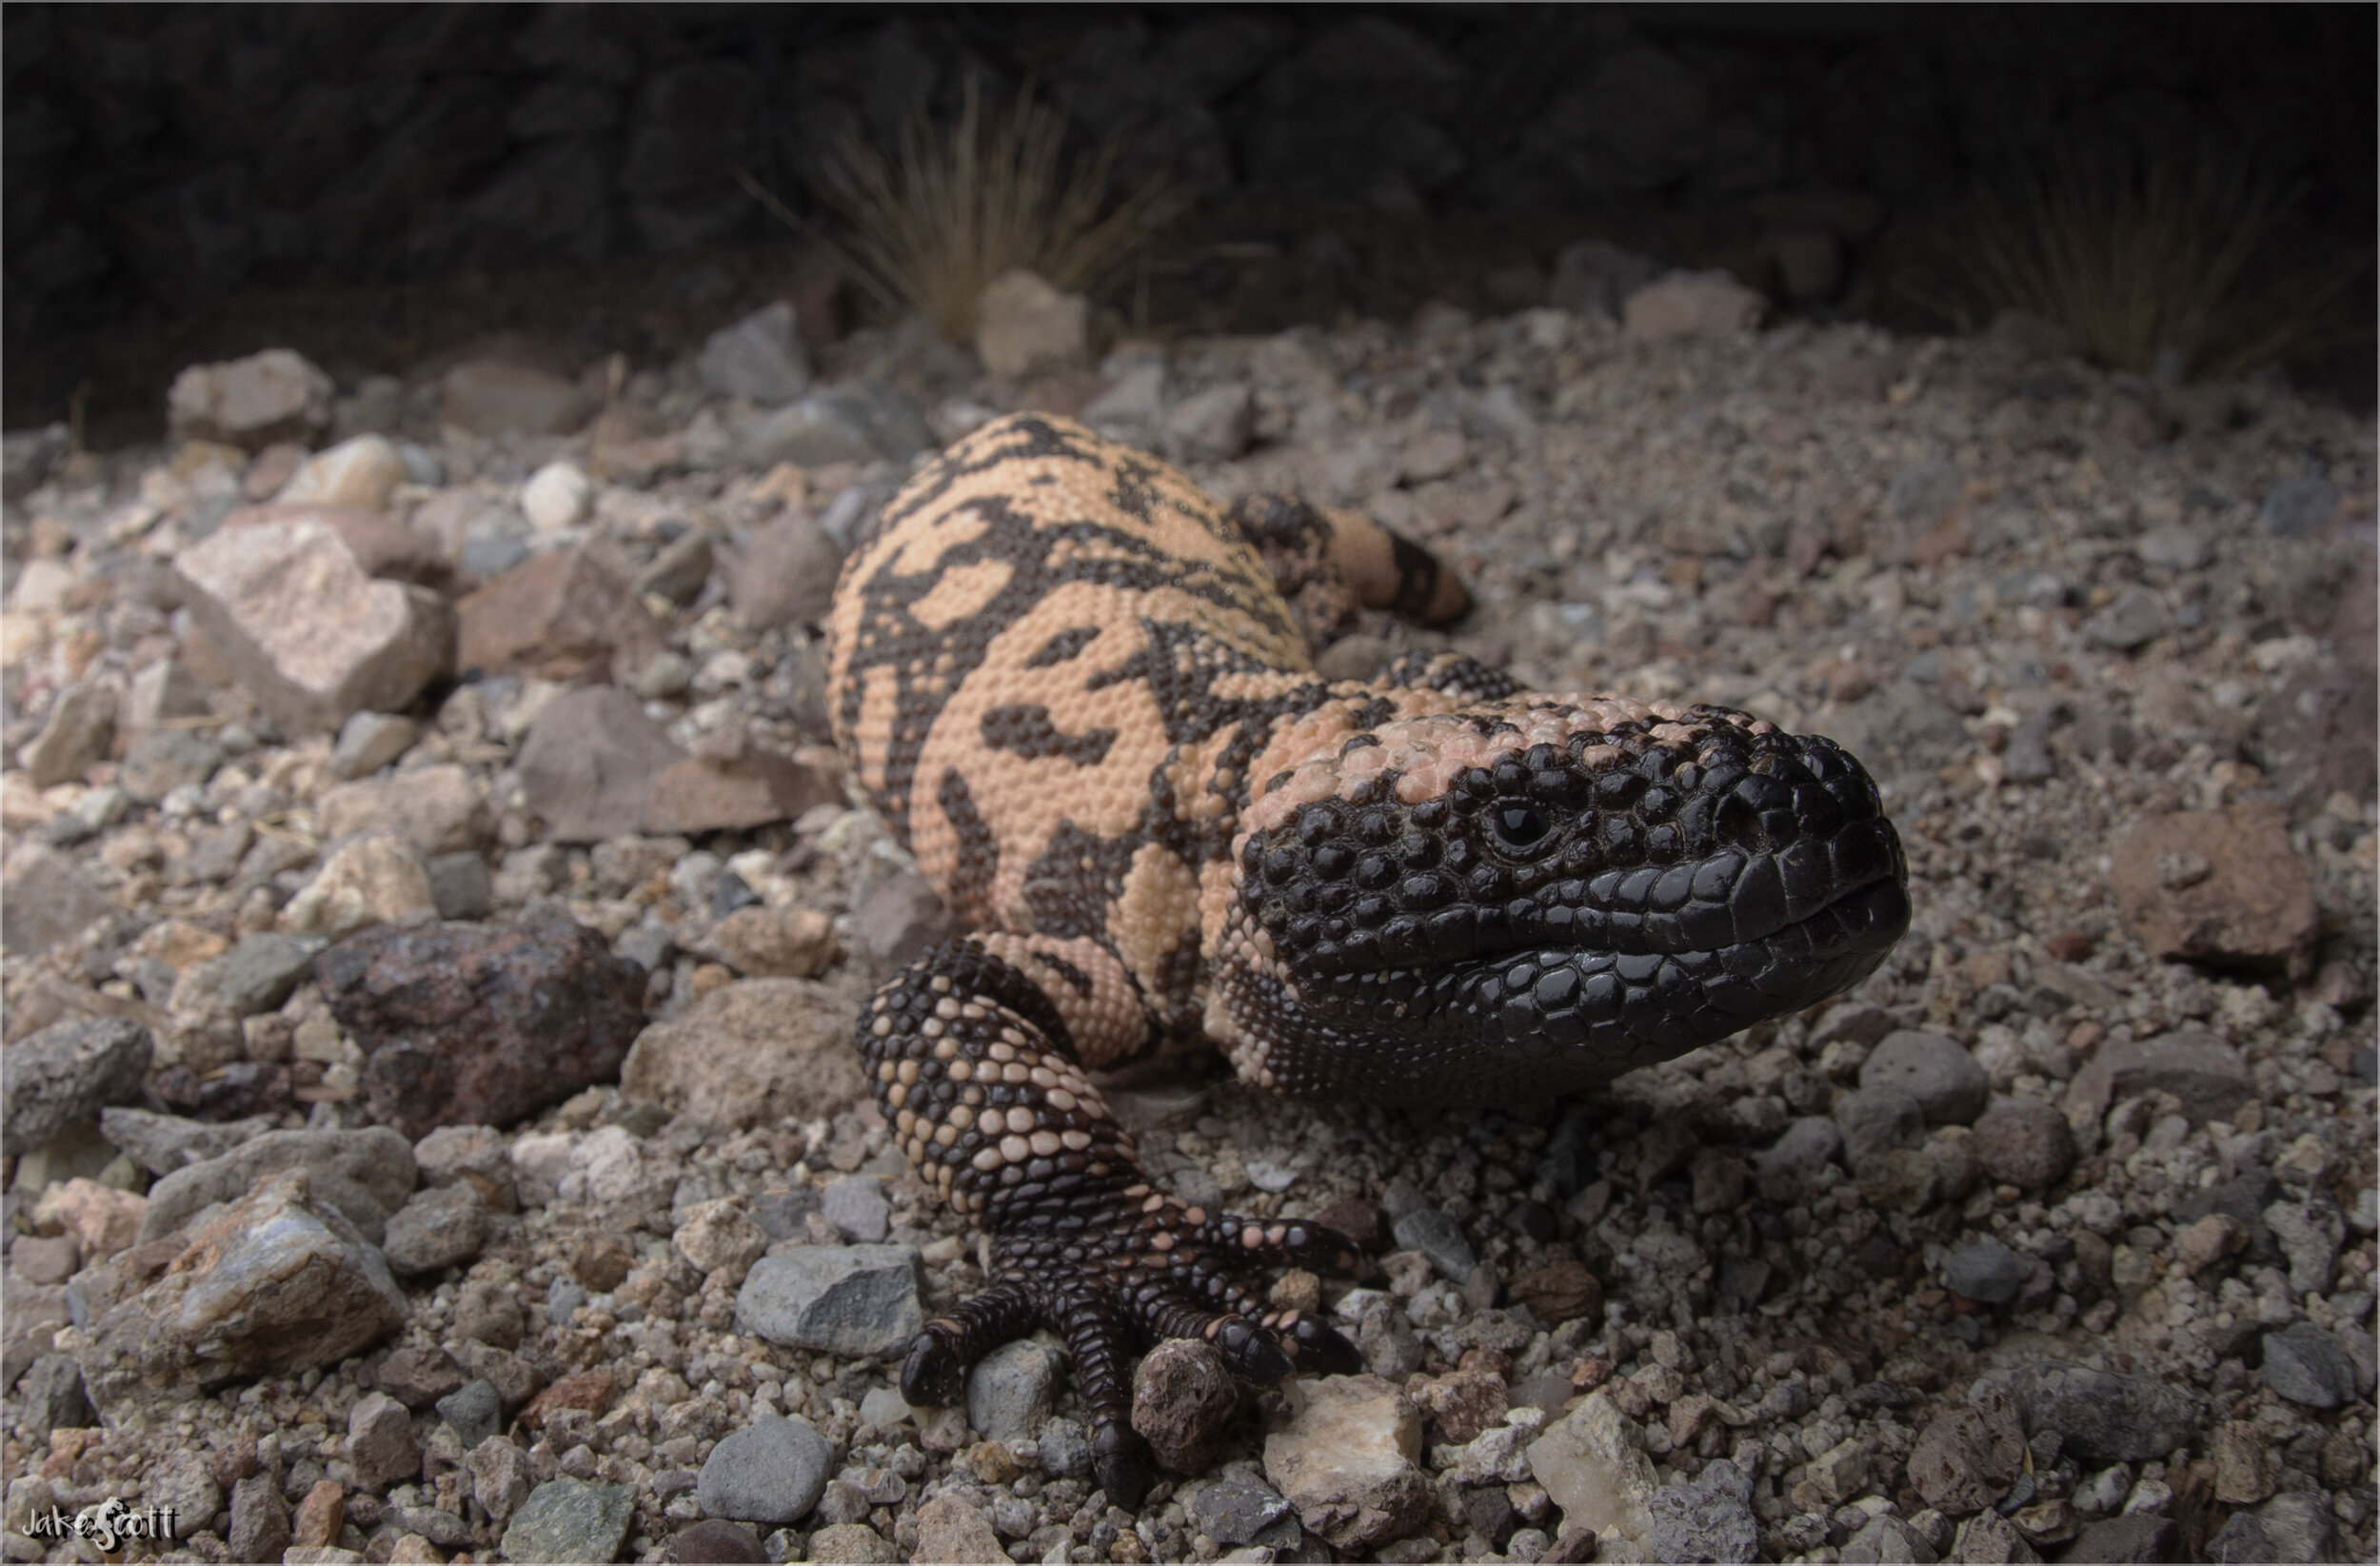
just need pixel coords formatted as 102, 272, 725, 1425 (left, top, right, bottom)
1229, 696, 1910, 1103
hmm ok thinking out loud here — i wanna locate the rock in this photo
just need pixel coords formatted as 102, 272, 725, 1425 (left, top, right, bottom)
620, 978, 867, 1131
1841, 1512, 1940, 1563
229, 1472, 294, 1563
1622, 270, 1765, 344
1907, 1390, 2024, 1516
1133, 1338, 1238, 1473
735, 1243, 922, 1357
517, 686, 687, 842
1949, 1512, 2040, 1563
319, 764, 492, 857
172, 514, 454, 734
376, 1344, 467, 1409
2253, 659, 2377, 809
1859, 1032, 1988, 1125
663, 1519, 765, 1563
455, 546, 662, 684
1549, 239, 1666, 320
1834, 1085, 1927, 1166
1264, 1373, 1431, 1551
1410, 1368, 1507, 1444
1645, 1457, 1758, 1563
736, 381, 933, 469
976, 269, 1090, 380
1191, 1469, 1299, 1547
10, 1235, 79, 1285
643, 747, 841, 835
695, 1414, 833, 1525
2, 844, 121, 954
75, 1169, 408, 1417
2259, 1321, 2355, 1409
967, 1338, 1061, 1444
673, 1197, 769, 1277
279, 435, 407, 511
1164, 383, 1255, 464
701, 302, 811, 405
853, 873, 953, 968
730, 509, 842, 631
2211, 1419, 2275, 1504
168, 348, 333, 449
806, 1522, 899, 1563
329, 711, 420, 780
208, 931, 317, 1017
15, 1354, 92, 1439
2108, 803, 2318, 973
520, 460, 592, 534
914, 1495, 1008, 1563
2, 1018, 152, 1156
20, 680, 115, 786
2172, 1212, 2251, 1274
441, 359, 591, 437
382, 1183, 490, 1274
704, 904, 839, 979
500, 1478, 636, 1563
1970, 1100, 2073, 1190
1525, 1392, 1658, 1551
2259, 473, 2339, 538
118, 727, 225, 803
821, 1177, 890, 1243
278, 833, 438, 938
636, 532, 716, 605
223, 502, 454, 588
347, 1389, 421, 1488
31, 1179, 144, 1262
138, 1125, 416, 1245
1390, 1204, 1478, 1280
1855, 1148, 1942, 1214
2064, 1029, 2253, 1129
438, 1378, 504, 1447
1755, 1116, 1842, 1199
2262, 1199, 2343, 1295
291, 1479, 347, 1549
1943, 1242, 2025, 1304
1980, 1362, 2200, 1463
2081, 585, 2172, 650
426, 851, 496, 921
1510, 1259, 1603, 1324
468, 1437, 533, 1522
317, 914, 648, 1139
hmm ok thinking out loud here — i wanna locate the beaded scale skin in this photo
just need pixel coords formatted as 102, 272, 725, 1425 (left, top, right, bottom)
827, 412, 1911, 1502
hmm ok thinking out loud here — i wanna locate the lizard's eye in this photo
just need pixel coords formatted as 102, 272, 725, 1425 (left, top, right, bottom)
1493, 803, 1550, 846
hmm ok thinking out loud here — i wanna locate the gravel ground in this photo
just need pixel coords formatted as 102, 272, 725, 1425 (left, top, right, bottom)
1, 288, 2373, 1565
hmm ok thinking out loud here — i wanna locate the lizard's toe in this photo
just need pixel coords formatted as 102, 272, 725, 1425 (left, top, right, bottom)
1281, 1312, 1364, 1376
899, 1281, 1034, 1409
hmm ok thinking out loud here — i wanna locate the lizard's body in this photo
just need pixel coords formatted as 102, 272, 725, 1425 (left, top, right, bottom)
827, 412, 1909, 1497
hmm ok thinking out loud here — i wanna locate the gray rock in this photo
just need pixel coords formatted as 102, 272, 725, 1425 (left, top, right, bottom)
1189, 1469, 1299, 1548
701, 303, 811, 406
118, 727, 226, 803
967, 1338, 1061, 1444
2207, 1490, 2334, 1563
1859, 1031, 1988, 1124
738, 381, 932, 468
2065, 1515, 2174, 1563
328, 711, 419, 780
1038, 1416, 1093, 1479
215, 932, 318, 1017
853, 873, 953, 969
139, 1126, 417, 1247
1, 845, 119, 954
2261, 1199, 2343, 1296
414, 1123, 518, 1212
517, 686, 687, 844
735, 1244, 922, 1357
2134, 524, 2209, 572
347, 1389, 421, 1488
751, 1186, 823, 1243
1943, 1242, 2026, 1304
1390, 1204, 1477, 1280
696, 1414, 833, 1525
501, 1478, 636, 1563
3, 1018, 153, 1156
1887, 457, 1963, 526
2067, 1030, 2254, 1129
635, 534, 715, 608
1164, 383, 1255, 464
1645, 1457, 1759, 1563
1841, 1513, 1941, 1563
228, 1472, 293, 1563
2259, 1321, 2355, 1410
99, 1106, 276, 1177
382, 1183, 491, 1275
822, 1177, 889, 1243
1755, 1116, 1842, 1199
20, 680, 116, 787
1834, 1085, 1927, 1166
1823, 682, 1971, 780
730, 510, 843, 632
1980, 1361, 2201, 1463
1970, 1100, 2074, 1191
437, 1378, 504, 1448
468, 1436, 533, 1523
2259, 473, 2338, 539
15, 1353, 92, 1439
426, 851, 495, 921
2082, 585, 2173, 650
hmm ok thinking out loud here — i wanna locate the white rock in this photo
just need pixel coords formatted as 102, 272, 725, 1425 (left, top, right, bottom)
1262, 1374, 1432, 1551
521, 461, 593, 534
279, 435, 407, 511
975, 269, 1089, 381
1524, 1392, 1658, 1552
167, 348, 334, 448
278, 834, 437, 938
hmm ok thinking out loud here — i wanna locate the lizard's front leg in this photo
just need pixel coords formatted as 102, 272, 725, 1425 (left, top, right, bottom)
858, 933, 1360, 1505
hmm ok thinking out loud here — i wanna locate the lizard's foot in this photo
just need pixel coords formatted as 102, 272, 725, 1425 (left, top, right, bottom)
902, 1190, 1363, 1507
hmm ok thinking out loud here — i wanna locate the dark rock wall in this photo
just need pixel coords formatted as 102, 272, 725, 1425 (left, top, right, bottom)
6, 5, 2372, 382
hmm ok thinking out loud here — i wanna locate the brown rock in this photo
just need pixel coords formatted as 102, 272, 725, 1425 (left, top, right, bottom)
1314, 1198, 1389, 1254
455, 545, 661, 684
375, 1345, 467, 1408
317, 764, 492, 856
731, 510, 842, 631
522, 1370, 619, 1429
1969, 1100, 2074, 1191
2253, 659, 2377, 809
914, 1495, 1008, 1564
1510, 1259, 1603, 1325
440, 359, 590, 437
220, 503, 455, 590
1132, 1338, 1239, 1473
0, 846, 118, 956
517, 686, 686, 843
172, 515, 455, 734
663, 1519, 767, 1563
571, 1235, 634, 1292
30, 1179, 145, 1264
1949, 1510, 2040, 1563
9, 1234, 79, 1286
620, 978, 867, 1131
292, 1478, 347, 1549
2108, 803, 2320, 975
278, 436, 407, 512
19, 680, 115, 786
1409, 1367, 1508, 1444
1622, 270, 1766, 343
1908, 1388, 2025, 1516
167, 349, 333, 449
975, 269, 1089, 380
704, 905, 838, 977
316, 915, 648, 1138
642, 746, 842, 835
2064, 1029, 2253, 1129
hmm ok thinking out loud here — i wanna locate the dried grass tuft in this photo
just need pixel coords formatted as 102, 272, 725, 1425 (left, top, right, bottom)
744, 79, 1189, 345
1939, 149, 2363, 382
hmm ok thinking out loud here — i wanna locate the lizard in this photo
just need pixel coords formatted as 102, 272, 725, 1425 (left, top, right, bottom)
825, 410, 1910, 1502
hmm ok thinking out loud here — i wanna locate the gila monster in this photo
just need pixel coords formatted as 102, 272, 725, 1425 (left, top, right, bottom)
826, 411, 1910, 1501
